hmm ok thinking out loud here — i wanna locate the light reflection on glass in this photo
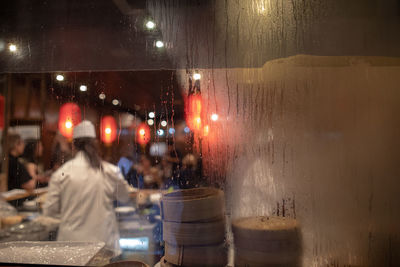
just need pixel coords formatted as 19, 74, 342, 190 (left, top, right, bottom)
193, 73, 201, 80
155, 41, 164, 48
8, 44, 17, 52
157, 129, 164, 136
146, 21, 155, 29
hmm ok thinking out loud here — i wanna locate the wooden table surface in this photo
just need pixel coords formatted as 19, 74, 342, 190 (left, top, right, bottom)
2, 188, 48, 202
2, 188, 163, 202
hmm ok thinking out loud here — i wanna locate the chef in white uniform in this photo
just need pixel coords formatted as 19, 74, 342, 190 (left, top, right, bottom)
43, 120, 131, 255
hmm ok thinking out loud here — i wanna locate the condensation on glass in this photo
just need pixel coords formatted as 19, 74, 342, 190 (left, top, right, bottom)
148, 1, 400, 266
1, 0, 400, 266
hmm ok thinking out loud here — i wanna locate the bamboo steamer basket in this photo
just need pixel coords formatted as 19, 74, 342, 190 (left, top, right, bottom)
232, 216, 301, 267
235, 248, 301, 267
161, 188, 224, 223
163, 219, 225, 246
232, 216, 300, 246
164, 242, 227, 266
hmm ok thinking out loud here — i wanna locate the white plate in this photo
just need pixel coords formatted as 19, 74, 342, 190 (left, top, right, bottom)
115, 206, 136, 214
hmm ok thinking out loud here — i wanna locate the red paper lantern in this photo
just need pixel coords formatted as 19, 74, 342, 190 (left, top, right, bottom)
58, 103, 82, 139
203, 125, 210, 137
100, 116, 117, 144
185, 93, 203, 132
137, 123, 151, 145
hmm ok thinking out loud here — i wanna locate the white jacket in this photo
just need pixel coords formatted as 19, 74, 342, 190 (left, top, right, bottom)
43, 151, 131, 255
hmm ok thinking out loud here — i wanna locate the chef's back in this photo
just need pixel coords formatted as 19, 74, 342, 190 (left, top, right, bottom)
43, 121, 130, 255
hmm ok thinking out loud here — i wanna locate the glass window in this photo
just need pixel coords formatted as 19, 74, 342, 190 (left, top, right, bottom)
1, 0, 400, 266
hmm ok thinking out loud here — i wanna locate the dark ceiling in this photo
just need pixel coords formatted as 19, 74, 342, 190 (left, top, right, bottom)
0, 0, 173, 72
1, 0, 400, 73
0, 0, 186, 116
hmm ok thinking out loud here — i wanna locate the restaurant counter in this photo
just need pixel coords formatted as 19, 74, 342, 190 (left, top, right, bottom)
0, 189, 163, 266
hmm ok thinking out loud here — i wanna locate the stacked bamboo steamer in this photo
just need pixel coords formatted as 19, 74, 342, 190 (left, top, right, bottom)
232, 216, 301, 267
161, 187, 227, 267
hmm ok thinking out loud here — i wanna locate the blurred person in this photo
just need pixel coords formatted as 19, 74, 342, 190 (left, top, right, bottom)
50, 131, 72, 171
117, 141, 141, 178
160, 142, 185, 189
165, 142, 183, 178
7, 134, 37, 192
125, 166, 144, 189
182, 153, 198, 170
160, 156, 173, 180
123, 149, 144, 188
126, 155, 161, 189
43, 121, 131, 255
20, 139, 51, 187
178, 153, 201, 189
135, 155, 161, 189
117, 154, 134, 178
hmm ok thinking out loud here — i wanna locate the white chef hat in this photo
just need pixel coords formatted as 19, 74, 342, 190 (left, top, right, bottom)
73, 120, 96, 139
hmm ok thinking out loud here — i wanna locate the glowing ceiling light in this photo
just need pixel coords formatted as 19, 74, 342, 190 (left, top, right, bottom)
211, 113, 219, 121
161, 120, 167, 127
155, 41, 164, 48
79, 85, 87, 92
193, 73, 201, 80
112, 99, 120, 106
146, 21, 155, 29
65, 121, 73, 129
148, 112, 155, 118
105, 127, 112, 134
147, 119, 154, 126
99, 93, 106, 100
157, 129, 164, 136
139, 129, 146, 136
56, 74, 64, 81
168, 128, 175, 135
8, 44, 17, 52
